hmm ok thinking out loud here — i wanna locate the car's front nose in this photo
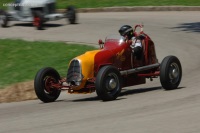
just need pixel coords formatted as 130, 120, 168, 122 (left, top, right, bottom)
66, 50, 100, 90
67, 59, 83, 86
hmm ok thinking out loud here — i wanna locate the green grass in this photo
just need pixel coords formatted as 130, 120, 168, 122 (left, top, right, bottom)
0, 39, 96, 89
57, 0, 200, 9
1, 0, 200, 9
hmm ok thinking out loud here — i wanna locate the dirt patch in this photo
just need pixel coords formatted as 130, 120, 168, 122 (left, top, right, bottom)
0, 81, 37, 103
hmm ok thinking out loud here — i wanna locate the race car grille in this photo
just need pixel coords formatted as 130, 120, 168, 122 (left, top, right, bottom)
67, 59, 83, 86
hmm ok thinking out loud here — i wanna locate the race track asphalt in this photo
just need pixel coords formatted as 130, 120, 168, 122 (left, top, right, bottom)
0, 11, 200, 133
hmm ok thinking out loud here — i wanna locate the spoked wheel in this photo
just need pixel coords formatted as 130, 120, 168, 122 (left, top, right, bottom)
34, 67, 61, 103
95, 66, 122, 101
32, 11, 44, 30
160, 56, 182, 90
0, 9, 9, 27
66, 6, 76, 24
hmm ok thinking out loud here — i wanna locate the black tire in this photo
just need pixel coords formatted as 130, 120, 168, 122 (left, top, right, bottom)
0, 9, 9, 27
95, 66, 122, 101
160, 56, 182, 90
66, 6, 76, 24
34, 67, 61, 103
32, 11, 44, 30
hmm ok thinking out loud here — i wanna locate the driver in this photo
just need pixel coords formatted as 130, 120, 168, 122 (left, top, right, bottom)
119, 25, 143, 60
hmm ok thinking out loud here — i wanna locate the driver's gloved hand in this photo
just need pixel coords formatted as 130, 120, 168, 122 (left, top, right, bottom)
136, 34, 145, 40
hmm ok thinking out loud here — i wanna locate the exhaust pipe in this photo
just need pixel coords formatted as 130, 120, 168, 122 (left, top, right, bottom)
120, 63, 160, 76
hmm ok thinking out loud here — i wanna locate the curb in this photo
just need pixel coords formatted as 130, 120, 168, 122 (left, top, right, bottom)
58, 6, 200, 13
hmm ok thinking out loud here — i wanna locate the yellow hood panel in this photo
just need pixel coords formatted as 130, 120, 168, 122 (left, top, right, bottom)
72, 50, 100, 90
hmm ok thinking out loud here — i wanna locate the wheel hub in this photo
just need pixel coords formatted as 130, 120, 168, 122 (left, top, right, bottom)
44, 76, 57, 93
34, 17, 40, 27
169, 63, 180, 83
109, 78, 117, 90
171, 68, 178, 78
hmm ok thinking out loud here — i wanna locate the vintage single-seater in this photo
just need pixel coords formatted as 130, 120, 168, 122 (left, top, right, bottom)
34, 24, 182, 102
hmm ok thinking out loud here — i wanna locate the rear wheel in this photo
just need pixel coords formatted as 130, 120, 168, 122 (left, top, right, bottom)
66, 6, 76, 24
34, 67, 61, 103
95, 66, 122, 101
160, 56, 182, 90
32, 11, 44, 30
0, 9, 9, 27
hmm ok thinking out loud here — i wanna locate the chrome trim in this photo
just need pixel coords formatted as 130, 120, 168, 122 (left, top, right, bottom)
67, 59, 83, 86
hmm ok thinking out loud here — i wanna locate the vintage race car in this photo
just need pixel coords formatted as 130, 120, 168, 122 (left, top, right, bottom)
34, 24, 182, 102
0, 0, 76, 30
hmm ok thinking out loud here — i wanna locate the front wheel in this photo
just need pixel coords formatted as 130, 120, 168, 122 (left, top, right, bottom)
34, 67, 61, 103
66, 6, 76, 24
160, 56, 182, 90
95, 66, 122, 101
0, 9, 9, 27
32, 11, 44, 30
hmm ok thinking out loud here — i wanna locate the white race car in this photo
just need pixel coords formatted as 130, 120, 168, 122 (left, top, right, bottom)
0, 0, 76, 30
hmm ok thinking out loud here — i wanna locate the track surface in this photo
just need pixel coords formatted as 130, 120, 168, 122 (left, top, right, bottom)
0, 12, 200, 133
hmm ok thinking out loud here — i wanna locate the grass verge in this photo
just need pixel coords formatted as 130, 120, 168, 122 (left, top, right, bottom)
1, 0, 200, 9
57, 0, 200, 9
0, 39, 96, 89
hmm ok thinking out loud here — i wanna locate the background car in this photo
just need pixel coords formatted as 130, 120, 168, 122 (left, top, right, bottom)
0, 0, 76, 30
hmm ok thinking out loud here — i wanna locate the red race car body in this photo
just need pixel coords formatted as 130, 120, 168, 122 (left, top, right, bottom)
34, 24, 182, 102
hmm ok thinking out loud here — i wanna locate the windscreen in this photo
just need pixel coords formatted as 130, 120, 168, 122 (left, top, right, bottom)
105, 35, 125, 44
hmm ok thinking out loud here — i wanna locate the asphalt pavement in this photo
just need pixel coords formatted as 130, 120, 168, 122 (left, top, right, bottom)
0, 11, 200, 133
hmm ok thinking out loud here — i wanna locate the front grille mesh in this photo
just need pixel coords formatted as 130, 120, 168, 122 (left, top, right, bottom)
67, 59, 83, 85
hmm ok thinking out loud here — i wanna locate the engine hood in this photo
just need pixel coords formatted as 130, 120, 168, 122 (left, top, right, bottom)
67, 35, 129, 90
67, 50, 100, 90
